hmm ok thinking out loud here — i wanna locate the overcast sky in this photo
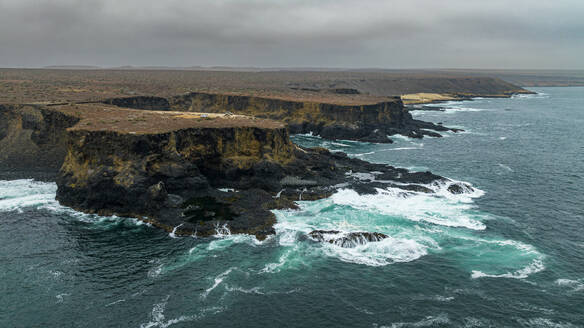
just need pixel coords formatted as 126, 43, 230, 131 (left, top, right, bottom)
0, 0, 582, 69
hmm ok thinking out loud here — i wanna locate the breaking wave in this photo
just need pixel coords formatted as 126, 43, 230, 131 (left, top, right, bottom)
0, 179, 146, 228
272, 176, 542, 276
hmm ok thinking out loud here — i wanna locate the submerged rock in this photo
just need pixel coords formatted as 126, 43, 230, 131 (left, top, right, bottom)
308, 230, 389, 248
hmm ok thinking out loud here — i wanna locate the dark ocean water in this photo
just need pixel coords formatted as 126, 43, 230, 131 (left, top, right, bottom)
1, 87, 583, 327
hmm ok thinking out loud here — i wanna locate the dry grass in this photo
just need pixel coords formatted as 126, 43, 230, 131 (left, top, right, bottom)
0, 68, 529, 106
401, 93, 458, 104
53, 104, 285, 134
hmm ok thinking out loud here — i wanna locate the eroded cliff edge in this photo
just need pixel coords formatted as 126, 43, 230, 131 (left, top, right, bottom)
103, 92, 460, 143
0, 104, 80, 178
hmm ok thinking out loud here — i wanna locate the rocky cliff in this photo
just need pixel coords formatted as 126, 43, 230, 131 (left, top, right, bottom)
0, 104, 80, 177
56, 116, 296, 238
55, 120, 453, 239
103, 92, 459, 142
0, 102, 469, 239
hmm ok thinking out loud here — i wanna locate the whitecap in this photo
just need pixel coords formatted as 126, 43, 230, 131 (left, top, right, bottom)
353, 151, 376, 157
516, 317, 579, 328
443, 107, 487, 114
105, 299, 126, 307
148, 264, 164, 278
140, 295, 223, 328
471, 258, 544, 279
259, 247, 295, 273
388, 147, 421, 151
331, 142, 351, 147
55, 293, 70, 303
497, 163, 513, 172
217, 188, 238, 192
224, 285, 265, 295
555, 278, 584, 292
201, 268, 235, 299
380, 313, 450, 327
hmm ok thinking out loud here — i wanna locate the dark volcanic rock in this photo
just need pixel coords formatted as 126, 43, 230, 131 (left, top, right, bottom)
103, 92, 460, 143
308, 230, 389, 248
54, 123, 448, 240
329, 88, 361, 95
447, 182, 474, 194
103, 96, 171, 111
0, 104, 80, 174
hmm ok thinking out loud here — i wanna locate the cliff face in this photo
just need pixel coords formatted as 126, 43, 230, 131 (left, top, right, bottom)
0, 104, 79, 175
55, 120, 451, 239
103, 92, 456, 142
55, 117, 299, 238
169, 93, 411, 142
102, 96, 171, 111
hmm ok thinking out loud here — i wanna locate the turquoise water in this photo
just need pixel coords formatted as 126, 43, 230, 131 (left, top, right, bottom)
1, 87, 583, 327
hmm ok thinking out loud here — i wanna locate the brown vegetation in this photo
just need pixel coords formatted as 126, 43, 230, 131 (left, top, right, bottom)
0, 68, 530, 106
52, 104, 285, 134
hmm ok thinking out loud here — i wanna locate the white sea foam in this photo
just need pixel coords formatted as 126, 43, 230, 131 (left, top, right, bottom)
471, 258, 544, 279
512, 92, 549, 99
214, 223, 231, 237
148, 263, 164, 278
105, 299, 126, 307
0, 179, 148, 229
330, 186, 486, 230
498, 163, 513, 172
331, 142, 351, 147
321, 235, 428, 266
515, 317, 579, 328
224, 285, 265, 295
271, 176, 498, 267
55, 293, 70, 303
169, 223, 184, 238
353, 151, 376, 157
140, 295, 223, 328
0, 179, 58, 212
555, 278, 584, 292
443, 107, 487, 114
380, 313, 450, 327
388, 147, 421, 151
201, 268, 235, 299
217, 188, 238, 192
259, 247, 296, 273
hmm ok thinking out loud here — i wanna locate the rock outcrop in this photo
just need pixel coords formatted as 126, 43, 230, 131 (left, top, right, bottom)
308, 230, 389, 248
0, 104, 80, 177
100, 92, 460, 143
0, 102, 468, 240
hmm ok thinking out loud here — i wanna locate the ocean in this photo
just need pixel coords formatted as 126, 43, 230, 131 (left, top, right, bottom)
1, 87, 583, 327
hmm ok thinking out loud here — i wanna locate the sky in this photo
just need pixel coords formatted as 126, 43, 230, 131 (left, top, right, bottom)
0, 0, 583, 69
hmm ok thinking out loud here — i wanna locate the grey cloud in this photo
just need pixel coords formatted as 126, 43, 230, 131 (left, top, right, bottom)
0, 0, 582, 68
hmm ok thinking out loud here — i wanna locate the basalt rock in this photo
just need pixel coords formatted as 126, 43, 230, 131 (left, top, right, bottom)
101, 92, 460, 143
447, 182, 475, 194
0, 104, 80, 178
308, 230, 389, 248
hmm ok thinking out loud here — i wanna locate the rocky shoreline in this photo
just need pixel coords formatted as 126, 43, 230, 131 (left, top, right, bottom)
0, 99, 478, 240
